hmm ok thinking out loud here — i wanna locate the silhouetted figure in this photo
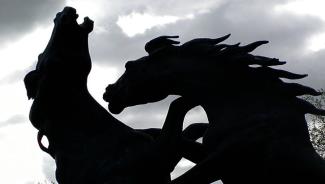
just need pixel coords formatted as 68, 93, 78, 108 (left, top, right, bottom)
104, 35, 325, 184
24, 7, 208, 184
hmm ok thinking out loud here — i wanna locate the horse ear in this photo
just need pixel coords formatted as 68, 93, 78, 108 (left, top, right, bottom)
145, 35, 180, 54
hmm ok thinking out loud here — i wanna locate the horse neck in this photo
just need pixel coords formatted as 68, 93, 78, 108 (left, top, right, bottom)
199, 94, 325, 182
199, 94, 313, 145
34, 74, 130, 135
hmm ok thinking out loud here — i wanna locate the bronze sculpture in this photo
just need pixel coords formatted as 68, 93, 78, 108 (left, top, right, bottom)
22, 5, 325, 184
104, 35, 325, 183
24, 7, 207, 183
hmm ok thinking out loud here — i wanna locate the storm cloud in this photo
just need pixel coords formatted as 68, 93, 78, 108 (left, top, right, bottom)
0, 0, 65, 44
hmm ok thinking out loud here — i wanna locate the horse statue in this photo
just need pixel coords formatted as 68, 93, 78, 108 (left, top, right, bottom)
104, 35, 325, 184
24, 7, 208, 184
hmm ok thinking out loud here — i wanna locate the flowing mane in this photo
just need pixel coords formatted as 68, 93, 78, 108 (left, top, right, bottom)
105, 35, 324, 116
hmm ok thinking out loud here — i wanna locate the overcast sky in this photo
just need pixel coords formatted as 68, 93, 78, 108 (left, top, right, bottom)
0, 0, 324, 183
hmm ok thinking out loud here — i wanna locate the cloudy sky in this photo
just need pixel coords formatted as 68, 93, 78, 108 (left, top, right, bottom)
0, 0, 324, 183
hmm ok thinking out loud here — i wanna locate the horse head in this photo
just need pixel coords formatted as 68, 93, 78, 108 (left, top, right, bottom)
103, 35, 231, 113
24, 7, 94, 132
24, 7, 93, 100
104, 34, 325, 117
103, 36, 180, 113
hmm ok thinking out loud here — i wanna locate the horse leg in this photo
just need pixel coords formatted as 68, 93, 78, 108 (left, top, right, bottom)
159, 97, 198, 142
182, 123, 208, 141
170, 127, 255, 184
137, 123, 208, 163
155, 97, 199, 171
109, 98, 201, 183
137, 122, 208, 141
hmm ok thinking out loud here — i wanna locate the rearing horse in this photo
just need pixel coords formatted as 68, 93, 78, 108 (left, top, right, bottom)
104, 35, 325, 184
24, 7, 207, 184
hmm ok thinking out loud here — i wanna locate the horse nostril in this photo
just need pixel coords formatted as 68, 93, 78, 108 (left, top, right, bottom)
103, 84, 115, 101
103, 92, 110, 102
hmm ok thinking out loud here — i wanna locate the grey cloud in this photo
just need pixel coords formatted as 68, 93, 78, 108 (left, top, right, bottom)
87, 0, 225, 68
0, 0, 65, 44
89, 0, 324, 67
0, 62, 36, 85
87, 0, 325, 94
288, 49, 325, 89
96, 0, 222, 19
89, 24, 148, 68
7, 0, 324, 88
0, 114, 27, 128
156, 0, 325, 90
142, 0, 324, 59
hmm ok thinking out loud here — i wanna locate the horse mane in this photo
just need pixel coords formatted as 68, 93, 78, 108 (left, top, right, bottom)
144, 35, 325, 116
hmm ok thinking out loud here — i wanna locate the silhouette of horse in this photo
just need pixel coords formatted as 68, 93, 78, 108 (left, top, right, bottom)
24, 7, 207, 184
104, 35, 325, 183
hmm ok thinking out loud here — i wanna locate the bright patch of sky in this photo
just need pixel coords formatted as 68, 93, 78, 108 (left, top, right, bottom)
65, 0, 110, 35
0, 26, 51, 80
275, 0, 325, 20
117, 12, 194, 37
0, 83, 30, 122
88, 64, 120, 107
66, 0, 106, 21
171, 158, 195, 179
0, 123, 47, 184
275, 0, 325, 52
0, 25, 52, 183
308, 33, 325, 52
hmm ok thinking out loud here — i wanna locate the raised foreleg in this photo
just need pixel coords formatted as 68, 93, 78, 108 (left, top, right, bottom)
137, 123, 208, 163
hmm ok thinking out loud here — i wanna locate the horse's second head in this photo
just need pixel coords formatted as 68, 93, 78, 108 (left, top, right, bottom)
103, 35, 238, 113
103, 36, 178, 113
103, 35, 268, 113
24, 7, 94, 99
104, 35, 325, 115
